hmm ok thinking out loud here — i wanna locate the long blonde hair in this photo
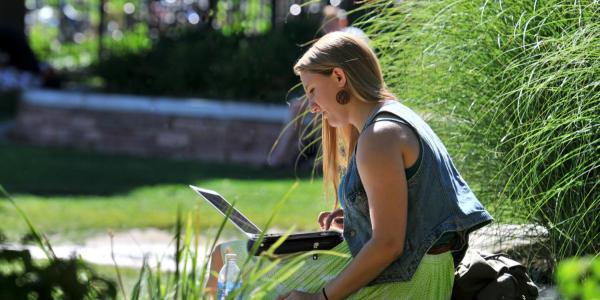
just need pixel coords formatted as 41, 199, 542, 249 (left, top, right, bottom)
293, 32, 395, 208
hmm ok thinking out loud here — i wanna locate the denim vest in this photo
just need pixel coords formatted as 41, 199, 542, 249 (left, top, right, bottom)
339, 101, 493, 285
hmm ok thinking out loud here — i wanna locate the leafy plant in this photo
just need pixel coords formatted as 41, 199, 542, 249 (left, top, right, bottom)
0, 185, 117, 299
0, 249, 117, 300
556, 256, 600, 300
94, 18, 320, 103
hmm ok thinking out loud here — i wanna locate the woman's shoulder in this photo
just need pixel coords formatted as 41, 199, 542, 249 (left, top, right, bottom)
359, 118, 418, 153
360, 111, 418, 146
357, 112, 421, 169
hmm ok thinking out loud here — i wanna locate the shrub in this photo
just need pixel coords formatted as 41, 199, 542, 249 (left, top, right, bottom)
0, 186, 116, 298
95, 19, 320, 103
29, 22, 152, 71
0, 249, 116, 299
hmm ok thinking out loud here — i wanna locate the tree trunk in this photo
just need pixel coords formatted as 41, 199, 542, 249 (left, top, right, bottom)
98, 0, 105, 60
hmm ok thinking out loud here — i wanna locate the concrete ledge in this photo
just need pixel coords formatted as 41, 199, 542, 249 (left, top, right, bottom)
22, 89, 288, 123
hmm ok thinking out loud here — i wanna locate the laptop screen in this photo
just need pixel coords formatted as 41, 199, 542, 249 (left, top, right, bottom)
190, 185, 262, 235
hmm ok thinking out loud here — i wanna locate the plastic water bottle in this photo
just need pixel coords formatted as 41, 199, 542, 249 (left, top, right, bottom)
217, 253, 242, 300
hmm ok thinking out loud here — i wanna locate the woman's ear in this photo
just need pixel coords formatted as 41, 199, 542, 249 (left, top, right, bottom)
331, 67, 347, 87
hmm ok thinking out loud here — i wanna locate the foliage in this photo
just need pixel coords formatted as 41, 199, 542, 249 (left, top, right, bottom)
28, 0, 277, 71
0, 249, 117, 299
556, 256, 600, 300
360, 0, 599, 267
0, 186, 117, 299
94, 18, 320, 103
29, 22, 151, 70
215, 0, 272, 36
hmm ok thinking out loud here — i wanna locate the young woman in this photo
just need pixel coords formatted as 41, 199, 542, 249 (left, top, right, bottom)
209, 31, 492, 299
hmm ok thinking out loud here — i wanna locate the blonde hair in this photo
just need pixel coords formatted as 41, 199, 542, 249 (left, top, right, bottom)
293, 31, 395, 208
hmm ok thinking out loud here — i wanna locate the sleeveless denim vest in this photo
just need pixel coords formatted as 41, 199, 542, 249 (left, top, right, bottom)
339, 101, 493, 285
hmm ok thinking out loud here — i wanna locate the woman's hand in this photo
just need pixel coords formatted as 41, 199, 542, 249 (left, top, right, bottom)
317, 208, 344, 231
277, 290, 321, 300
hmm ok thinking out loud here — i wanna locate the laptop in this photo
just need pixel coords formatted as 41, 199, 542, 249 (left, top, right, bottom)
189, 185, 343, 255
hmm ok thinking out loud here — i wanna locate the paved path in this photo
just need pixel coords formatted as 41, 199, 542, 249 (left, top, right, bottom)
1, 228, 227, 270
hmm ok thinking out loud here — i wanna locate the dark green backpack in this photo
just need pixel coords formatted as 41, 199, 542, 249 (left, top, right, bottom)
452, 249, 539, 300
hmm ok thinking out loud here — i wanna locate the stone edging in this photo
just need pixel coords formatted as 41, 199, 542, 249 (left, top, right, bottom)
13, 89, 291, 165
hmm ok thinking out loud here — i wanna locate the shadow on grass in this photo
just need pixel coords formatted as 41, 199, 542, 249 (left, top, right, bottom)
0, 141, 315, 196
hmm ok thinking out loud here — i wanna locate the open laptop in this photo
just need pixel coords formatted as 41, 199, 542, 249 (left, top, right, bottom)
189, 185, 343, 255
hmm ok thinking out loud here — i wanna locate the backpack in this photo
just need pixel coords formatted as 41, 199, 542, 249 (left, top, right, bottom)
452, 249, 539, 300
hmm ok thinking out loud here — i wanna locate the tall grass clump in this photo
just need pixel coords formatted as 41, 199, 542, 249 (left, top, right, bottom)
358, 0, 599, 268
120, 182, 347, 299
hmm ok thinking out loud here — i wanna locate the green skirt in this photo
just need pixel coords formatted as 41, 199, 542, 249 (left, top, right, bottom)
217, 240, 454, 299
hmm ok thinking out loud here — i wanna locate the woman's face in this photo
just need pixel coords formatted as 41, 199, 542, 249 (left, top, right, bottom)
300, 69, 347, 127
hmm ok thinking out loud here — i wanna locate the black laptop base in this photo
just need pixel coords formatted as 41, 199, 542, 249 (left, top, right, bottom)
247, 231, 343, 255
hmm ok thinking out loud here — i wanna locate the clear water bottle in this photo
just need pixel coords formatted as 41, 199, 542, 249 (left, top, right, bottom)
217, 253, 242, 300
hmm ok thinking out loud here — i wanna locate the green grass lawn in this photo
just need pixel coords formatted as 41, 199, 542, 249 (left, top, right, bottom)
0, 141, 329, 242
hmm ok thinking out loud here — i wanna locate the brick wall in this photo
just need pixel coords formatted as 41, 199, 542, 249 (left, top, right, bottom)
12, 90, 288, 165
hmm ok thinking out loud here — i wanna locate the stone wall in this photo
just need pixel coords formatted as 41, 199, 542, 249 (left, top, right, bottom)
12, 90, 289, 165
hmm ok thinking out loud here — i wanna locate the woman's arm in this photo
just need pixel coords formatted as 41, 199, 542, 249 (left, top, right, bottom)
320, 121, 410, 299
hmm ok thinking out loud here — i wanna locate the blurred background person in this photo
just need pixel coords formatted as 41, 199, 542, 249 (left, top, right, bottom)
320, 5, 368, 42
